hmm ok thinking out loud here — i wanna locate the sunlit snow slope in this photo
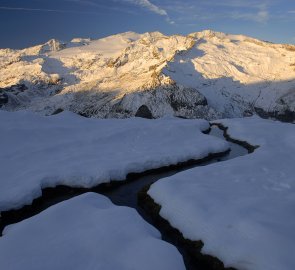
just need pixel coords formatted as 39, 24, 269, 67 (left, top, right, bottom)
1, 30, 295, 121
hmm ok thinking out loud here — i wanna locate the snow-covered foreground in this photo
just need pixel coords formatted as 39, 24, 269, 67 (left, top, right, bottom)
0, 193, 185, 270
148, 117, 295, 270
0, 110, 228, 212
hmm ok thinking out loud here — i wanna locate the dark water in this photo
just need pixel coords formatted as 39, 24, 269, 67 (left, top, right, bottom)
0, 126, 248, 270
97, 125, 248, 270
1, 126, 248, 229
100, 126, 248, 211
209, 126, 248, 159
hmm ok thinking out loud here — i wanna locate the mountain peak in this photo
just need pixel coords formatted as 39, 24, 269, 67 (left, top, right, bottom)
0, 31, 294, 122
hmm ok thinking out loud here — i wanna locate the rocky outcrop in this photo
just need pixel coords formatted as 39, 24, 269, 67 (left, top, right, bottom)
255, 107, 295, 123
135, 105, 153, 119
0, 92, 8, 107
64, 84, 218, 120
0, 84, 28, 107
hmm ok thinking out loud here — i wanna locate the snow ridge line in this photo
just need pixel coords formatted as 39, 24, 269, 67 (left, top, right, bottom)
0, 122, 252, 270
138, 187, 237, 270
210, 123, 259, 153
0, 146, 229, 237
138, 125, 258, 270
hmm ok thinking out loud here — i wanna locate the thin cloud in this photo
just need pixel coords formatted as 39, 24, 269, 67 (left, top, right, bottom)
64, 0, 137, 14
67, 0, 175, 24
0, 4, 136, 16
256, 10, 269, 22
0, 6, 102, 15
65, 0, 100, 6
231, 10, 269, 23
205, 0, 269, 9
123, 0, 167, 16
160, 0, 271, 24
221, 0, 271, 23
121, 0, 175, 24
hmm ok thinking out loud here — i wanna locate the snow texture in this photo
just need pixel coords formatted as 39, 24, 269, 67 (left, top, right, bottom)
1, 30, 294, 120
0, 193, 185, 270
148, 116, 295, 270
0, 110, 228, 212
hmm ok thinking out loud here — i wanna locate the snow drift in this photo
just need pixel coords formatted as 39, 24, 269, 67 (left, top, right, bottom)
0, 110, 228, 212
0, 193, 185, 270
148, 116, 295, 270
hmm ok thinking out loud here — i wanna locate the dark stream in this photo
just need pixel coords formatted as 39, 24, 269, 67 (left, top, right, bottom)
0, 126, 249, 270
102, 126, 248, 218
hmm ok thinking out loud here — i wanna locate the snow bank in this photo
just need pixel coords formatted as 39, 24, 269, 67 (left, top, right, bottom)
0, 193, 185, 270
0, 110, 228, 211
148, 116, 295, 270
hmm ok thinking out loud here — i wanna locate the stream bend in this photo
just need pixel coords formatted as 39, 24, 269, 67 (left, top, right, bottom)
0, 125, 255, 270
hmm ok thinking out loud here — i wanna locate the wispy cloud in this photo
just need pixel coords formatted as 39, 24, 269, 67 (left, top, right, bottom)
256, 10, 269, 23
0, 6, 69, 13
65, 0, 174, 23
64, 0, 137, 14
0, 5, 103, 15
121, 0, 174, 23
159, 0, 272, 24
231, 10, 269, 23
65, 0, 100, 7
206, 0, 269, 9
0, 2, 138, 16
123, 0, 167, 16
222, 0, 270, 23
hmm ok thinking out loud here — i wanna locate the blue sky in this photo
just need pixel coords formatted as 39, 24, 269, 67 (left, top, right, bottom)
0, 0, 295, 48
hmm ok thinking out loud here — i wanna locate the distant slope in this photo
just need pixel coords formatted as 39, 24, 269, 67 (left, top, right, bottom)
1, 30, 295, 121
165, 30, 295, 121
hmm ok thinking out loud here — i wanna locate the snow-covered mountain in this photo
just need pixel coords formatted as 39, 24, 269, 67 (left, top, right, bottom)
1, 30, 295, 121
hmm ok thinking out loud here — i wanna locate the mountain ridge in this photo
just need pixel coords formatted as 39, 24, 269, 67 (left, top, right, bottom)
1, 30, 294, 121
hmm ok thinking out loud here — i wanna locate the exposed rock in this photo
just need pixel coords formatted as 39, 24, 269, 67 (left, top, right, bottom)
0, 84, 28, 107
135, 105, 153, 119
60, 83, 218, 120
51, 108, 64, 115
255, 107, 295, 123
0, 92, 8, 107
170, 86, 208, 110
2, 84, 28, 95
